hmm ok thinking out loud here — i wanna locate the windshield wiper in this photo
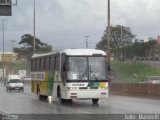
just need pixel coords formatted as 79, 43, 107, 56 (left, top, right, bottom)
92, 74, 99, 81
80, 66, 88, 80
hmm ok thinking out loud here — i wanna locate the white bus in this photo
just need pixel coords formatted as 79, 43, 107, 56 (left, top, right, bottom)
31, 49, 109, 104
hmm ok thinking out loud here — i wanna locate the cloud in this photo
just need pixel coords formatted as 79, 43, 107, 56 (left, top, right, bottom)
111, 0, 160, 39
0, 0, 160, 51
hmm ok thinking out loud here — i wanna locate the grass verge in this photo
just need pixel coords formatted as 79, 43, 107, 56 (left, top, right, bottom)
111, 61, 160, 83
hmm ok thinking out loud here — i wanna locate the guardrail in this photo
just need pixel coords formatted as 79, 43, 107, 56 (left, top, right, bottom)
109, 83, 160, 98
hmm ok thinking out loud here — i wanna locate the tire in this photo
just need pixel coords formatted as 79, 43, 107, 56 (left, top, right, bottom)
22, 88, 24, 92
38, 92, 43, 100
67, 99, 73, 104
58, 88, 65, 104
37, 85, 47, 101
37, 87, 43, 100
43, 96, 48, 101
92, 99, 99, 104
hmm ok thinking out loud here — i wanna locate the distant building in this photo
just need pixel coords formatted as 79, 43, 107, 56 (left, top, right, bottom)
143, 38, 149, 42
135, 38, 151, 43
157, 36, 160, 45
0, 52, 14, 62
0, 52, 28, 63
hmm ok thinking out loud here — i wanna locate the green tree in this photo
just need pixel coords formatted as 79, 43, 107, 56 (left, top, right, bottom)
96, 25, 135, 51
14, 34, 52, 61
96, 25, 135, 60
120, 38, 157, 60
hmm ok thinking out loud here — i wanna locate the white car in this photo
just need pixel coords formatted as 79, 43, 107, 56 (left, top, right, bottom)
143, 76, 160, 84
6, 75, 24, 92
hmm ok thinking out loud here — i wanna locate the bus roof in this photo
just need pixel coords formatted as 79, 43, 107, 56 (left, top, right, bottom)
32, 49, 106, 58
61, 49, 106, 56
32, 52, 55, 58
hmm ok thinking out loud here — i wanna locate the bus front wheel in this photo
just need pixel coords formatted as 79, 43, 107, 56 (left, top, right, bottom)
58, 88, 65, 104
92, 99, 99, 104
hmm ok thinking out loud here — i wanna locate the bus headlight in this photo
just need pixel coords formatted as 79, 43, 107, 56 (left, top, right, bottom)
100, 87, 108, 90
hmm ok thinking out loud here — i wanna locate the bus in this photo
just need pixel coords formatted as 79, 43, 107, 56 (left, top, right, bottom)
31, 49, 109, 104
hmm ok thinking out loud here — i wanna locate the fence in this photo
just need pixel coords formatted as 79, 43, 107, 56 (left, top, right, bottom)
109, 83, 160, 98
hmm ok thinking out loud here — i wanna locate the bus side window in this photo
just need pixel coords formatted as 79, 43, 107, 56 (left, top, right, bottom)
44, 57, 47, 70
62, 56, 69, 72
43, 58, 45, 70
45, 57, 49, 70
35, 59, 38, 71
49, 57, 51, 70
48, 56, 55, 70
61, 55, 66, 85
31, 59, 35, 71
54, 56, 56, 70
39, 58, 41, 71
56, 56, 60, 71
61, 55, 65, 71
41, 58, 44, 71
63, 62, 69, 71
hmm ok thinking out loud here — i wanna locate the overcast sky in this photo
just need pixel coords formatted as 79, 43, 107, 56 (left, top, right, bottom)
0, 0, 160, 52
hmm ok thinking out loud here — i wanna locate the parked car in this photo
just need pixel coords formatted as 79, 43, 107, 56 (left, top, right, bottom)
143, 76, 160, 84
154, 57, 160, 61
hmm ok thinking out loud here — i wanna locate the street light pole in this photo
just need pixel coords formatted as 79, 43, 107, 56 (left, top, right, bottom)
10, 40, 16, 55
107, 0, 111, 71
33, 0, 36, 54
84, 36, 90, 48
0, 19, 7, 85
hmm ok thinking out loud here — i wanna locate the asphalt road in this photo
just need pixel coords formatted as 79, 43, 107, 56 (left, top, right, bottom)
0, 83, 160, 120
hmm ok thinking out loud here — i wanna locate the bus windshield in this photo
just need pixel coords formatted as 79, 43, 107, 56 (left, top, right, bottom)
67, 57, 107, 81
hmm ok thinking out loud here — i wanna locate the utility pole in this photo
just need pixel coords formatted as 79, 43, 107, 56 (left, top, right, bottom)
10, 40, 16, 55
33, 0, 36, 53
107, 0, 111, 71
120, 26, 123, 60
120, 26, 123, 44
0, 19, 7, 85
84, 36, 90, 48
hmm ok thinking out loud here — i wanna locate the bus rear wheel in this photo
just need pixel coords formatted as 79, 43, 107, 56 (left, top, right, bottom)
92, 99, 99, 104
38, 91, 42, 100
37, 87, 43, 100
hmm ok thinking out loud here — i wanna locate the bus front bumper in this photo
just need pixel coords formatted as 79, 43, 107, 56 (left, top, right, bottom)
65, 90, 108, 99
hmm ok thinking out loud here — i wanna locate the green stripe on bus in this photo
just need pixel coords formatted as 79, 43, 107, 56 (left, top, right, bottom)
87, 82, 99, 87
47, 72, 54, 96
